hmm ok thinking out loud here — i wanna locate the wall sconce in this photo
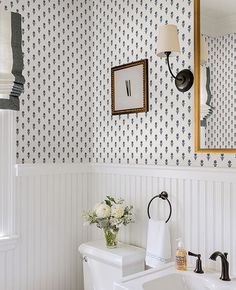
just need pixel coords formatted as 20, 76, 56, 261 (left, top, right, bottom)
0, 11, 25, 111
156, 24, 194, 93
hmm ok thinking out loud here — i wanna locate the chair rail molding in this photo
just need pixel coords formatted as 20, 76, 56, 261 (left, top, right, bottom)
16, 162, 236, 182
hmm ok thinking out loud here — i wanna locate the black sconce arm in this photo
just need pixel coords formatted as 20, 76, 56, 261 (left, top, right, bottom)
164, 51, 194, 92
165, 51, 181, 80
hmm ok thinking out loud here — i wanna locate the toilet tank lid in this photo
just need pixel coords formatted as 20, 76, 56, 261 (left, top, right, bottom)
78, 240, 145, 268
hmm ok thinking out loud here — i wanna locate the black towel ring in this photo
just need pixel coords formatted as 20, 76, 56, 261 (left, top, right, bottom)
147, 191, 172, 223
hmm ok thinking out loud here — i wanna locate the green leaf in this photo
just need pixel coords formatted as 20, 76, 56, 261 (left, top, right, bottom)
107, 196, 116, 203
105, 199, 112, 206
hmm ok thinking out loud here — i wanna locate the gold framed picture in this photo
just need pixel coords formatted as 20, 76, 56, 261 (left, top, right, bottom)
111, 59, 149, 115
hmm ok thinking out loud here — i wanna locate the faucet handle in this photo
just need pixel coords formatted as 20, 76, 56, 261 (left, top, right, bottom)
224, 252, 228, 260
188, 251, 204, 274
188, 251, 200, 258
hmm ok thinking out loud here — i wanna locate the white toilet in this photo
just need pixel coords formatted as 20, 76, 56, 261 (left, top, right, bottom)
79, 240, 145, 290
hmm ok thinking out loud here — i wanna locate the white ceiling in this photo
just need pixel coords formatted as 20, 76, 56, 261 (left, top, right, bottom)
201, 0, 236, 19
201, 0, 236, 36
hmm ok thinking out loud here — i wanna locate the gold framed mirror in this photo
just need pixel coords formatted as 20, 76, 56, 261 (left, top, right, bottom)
194, 0, 236, 153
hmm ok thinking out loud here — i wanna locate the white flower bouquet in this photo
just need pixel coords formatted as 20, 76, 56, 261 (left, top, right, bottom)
83, 196, 135, 248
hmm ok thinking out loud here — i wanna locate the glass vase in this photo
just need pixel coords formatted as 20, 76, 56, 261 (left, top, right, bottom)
103, 228, 119, 248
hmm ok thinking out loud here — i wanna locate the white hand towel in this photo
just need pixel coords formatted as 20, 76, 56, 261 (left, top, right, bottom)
145, 219, 171, 268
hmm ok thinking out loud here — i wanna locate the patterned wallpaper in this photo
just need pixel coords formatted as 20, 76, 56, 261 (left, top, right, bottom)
205, 34, 236, 149
90, 0, 236, 167
1, 0, 236, 167
0, 0, 92, 164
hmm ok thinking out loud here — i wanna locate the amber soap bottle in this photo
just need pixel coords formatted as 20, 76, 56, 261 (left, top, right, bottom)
176, 239, 187, 270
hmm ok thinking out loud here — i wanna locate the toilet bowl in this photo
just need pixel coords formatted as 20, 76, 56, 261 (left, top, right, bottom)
79, 240, 145, 290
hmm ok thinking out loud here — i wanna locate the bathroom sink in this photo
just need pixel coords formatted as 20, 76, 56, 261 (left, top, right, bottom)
114, 263, 236, 290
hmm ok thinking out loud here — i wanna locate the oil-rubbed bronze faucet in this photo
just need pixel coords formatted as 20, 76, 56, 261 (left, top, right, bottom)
209, 251, 231, 281
188, 251, 204, 274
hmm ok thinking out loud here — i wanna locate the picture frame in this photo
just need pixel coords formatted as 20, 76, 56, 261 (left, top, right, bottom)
111, 59, 149, 115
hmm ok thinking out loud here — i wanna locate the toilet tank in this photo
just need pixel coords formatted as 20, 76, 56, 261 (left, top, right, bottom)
79, 240, 145, 290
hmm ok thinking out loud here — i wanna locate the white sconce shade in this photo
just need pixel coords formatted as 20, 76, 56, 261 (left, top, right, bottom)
200, 35, 208, 65
0, 11, 25, 111
156, 24, 180, 58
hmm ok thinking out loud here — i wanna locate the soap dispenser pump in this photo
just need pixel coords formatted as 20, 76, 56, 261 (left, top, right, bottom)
176, 238, 187, 270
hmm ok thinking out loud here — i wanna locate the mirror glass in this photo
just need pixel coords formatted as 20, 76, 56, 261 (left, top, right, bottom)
199, 0, 236, 149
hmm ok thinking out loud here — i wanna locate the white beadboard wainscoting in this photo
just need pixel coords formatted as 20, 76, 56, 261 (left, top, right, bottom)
0, 163, 236, 290
87, 164, 236, 276
12, 164, 90, 290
